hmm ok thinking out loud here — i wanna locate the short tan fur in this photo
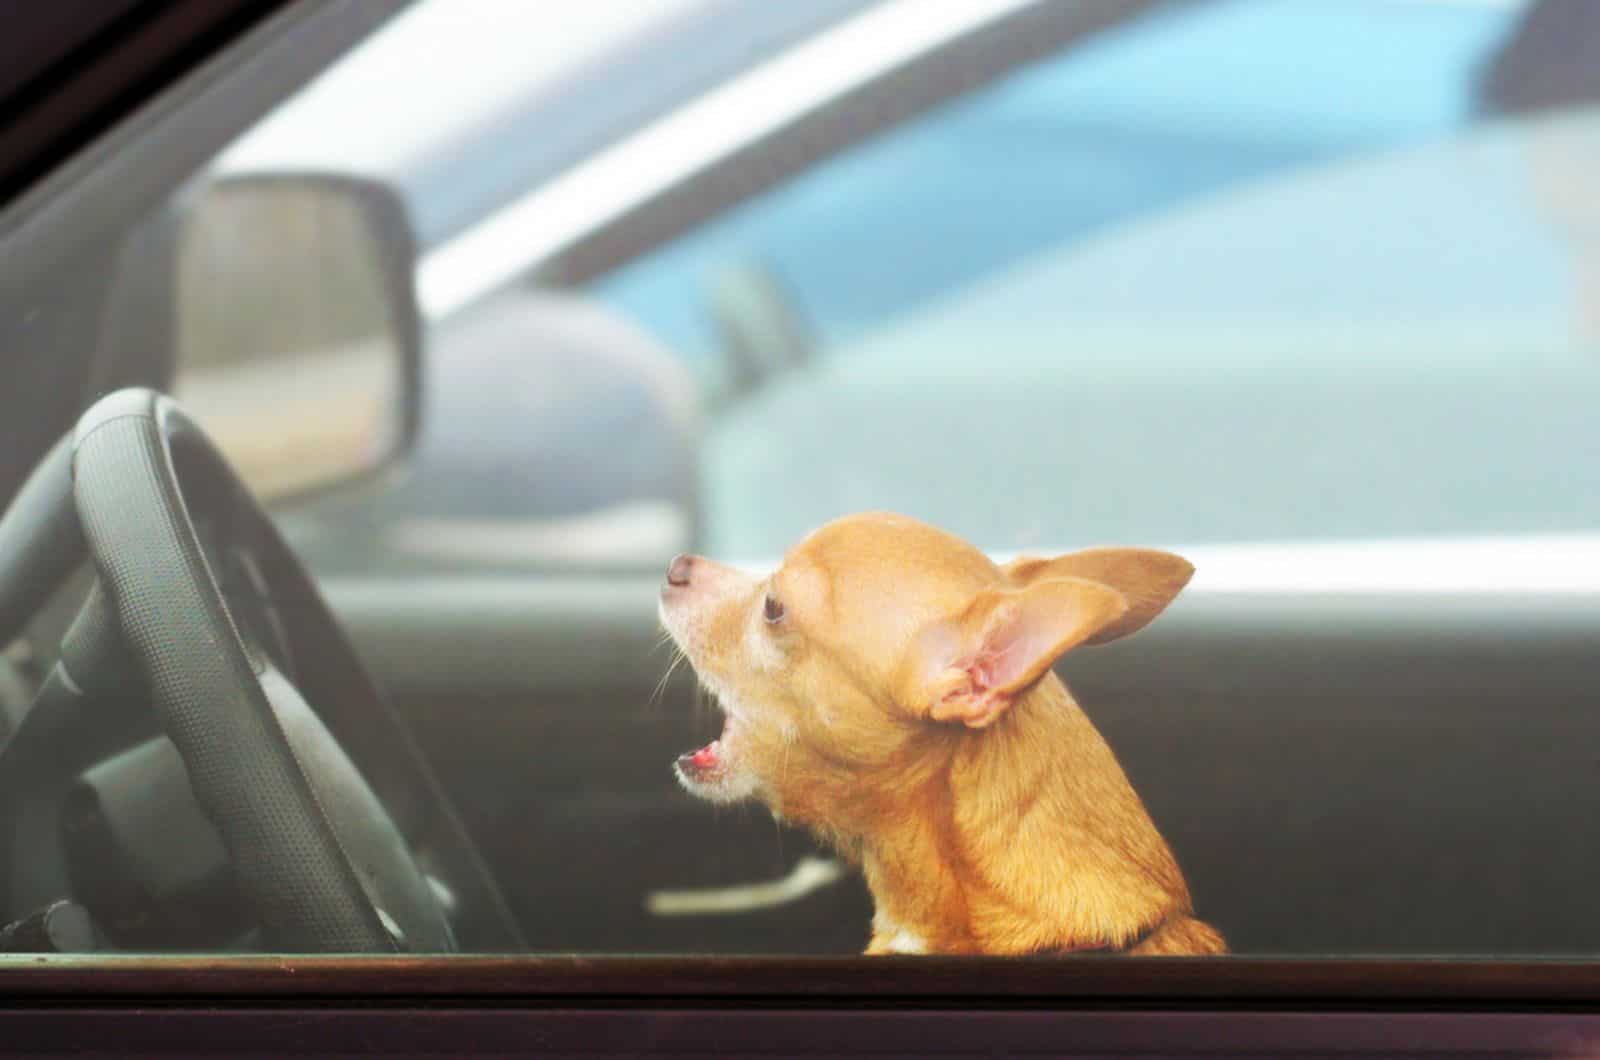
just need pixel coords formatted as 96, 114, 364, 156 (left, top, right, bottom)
658, 512, 1224, 956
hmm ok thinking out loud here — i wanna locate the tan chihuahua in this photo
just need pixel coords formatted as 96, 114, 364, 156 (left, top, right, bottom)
658, 512, 1224, 956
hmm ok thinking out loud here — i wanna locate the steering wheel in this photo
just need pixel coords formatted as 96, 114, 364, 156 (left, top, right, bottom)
3, 389, 523, 952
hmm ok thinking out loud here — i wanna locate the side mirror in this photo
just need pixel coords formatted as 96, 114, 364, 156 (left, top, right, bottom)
169, 173, 421, 502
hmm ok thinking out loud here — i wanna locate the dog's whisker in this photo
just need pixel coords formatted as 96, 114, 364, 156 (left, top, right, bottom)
647, 664, 671, 708
648, 647, 689, 708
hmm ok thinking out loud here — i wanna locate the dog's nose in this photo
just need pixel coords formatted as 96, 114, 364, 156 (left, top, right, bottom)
666, 553, 695, 587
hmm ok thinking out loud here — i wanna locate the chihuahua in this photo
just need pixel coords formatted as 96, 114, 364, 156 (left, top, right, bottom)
657, 512, 1224, 956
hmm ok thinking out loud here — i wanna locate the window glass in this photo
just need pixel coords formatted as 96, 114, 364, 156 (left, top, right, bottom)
6, 0, 1600, 965
598, 0, 1521, 361
589, 0, 1600, 558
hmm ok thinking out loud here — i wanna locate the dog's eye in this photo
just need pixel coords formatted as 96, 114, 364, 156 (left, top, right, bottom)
763, 595, 786, 625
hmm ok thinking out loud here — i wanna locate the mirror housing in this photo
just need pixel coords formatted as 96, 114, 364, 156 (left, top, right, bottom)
168, 172, 422, 503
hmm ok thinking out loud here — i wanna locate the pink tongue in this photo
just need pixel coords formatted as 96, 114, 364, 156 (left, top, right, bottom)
688, 741, 719, 769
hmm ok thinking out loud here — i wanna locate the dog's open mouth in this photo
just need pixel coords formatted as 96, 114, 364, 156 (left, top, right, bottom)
676, 712, 736, 783
675, 737, 726, 781
673, 690, 745, 797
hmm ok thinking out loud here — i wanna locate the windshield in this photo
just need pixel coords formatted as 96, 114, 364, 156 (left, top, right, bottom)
3, 0, 1600, 966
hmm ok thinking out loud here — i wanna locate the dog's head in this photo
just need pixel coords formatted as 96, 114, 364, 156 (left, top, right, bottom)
657, 512, 1192, 826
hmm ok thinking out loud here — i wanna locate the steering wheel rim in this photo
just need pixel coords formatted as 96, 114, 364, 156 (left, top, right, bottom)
67, 388, 513, 952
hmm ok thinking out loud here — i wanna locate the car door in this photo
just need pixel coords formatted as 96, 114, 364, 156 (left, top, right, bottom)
276, 0, 1600, 958
13, 0, 1600, 1051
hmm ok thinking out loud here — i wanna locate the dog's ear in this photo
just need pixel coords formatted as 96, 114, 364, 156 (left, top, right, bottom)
900, 577, 1127, 729
1002, 548, 1193, 646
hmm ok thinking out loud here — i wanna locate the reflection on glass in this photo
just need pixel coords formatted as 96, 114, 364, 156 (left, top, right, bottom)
174, 183, 404, 500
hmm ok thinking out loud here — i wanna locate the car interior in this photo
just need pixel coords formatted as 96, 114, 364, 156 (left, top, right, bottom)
1, 0, 1600, 972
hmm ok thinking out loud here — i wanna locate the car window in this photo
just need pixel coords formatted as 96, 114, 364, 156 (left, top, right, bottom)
7, 0, 1600, 969
596, 0, 1519, 363
581, 0, 1600, 558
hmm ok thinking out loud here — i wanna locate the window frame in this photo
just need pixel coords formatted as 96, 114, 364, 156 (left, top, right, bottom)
5, 953, 1600, 1004
5, 0, 1600, 1029
3, 966, 1597, 1055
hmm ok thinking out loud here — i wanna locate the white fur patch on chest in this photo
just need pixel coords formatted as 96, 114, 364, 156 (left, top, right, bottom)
886, 928, 927, 954
872, 911, 928, 954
